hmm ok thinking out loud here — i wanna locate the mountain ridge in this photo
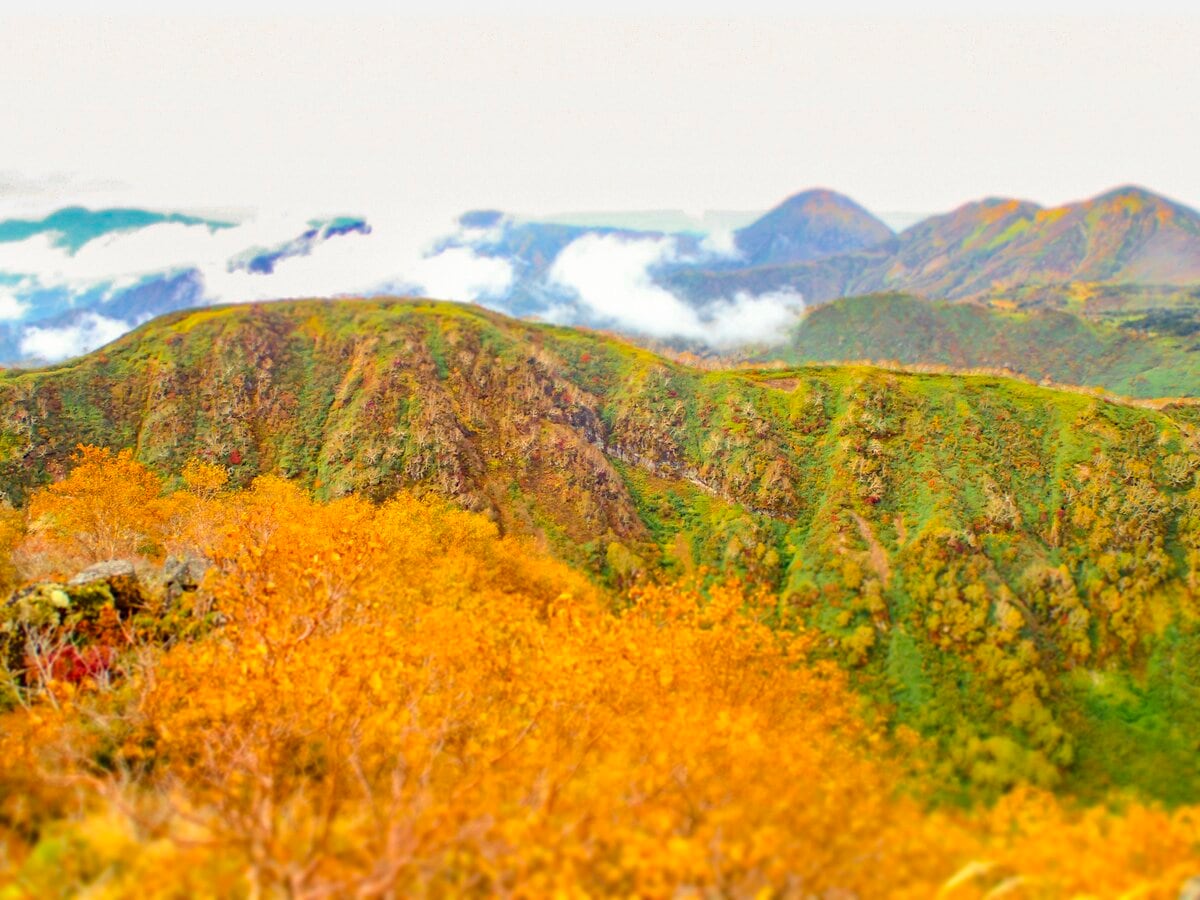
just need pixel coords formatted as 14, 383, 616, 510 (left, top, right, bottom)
672, 184, 1200, 306
6, 297, 1200, 797
764, 292, 1200, 399
2, 184, 1200, 369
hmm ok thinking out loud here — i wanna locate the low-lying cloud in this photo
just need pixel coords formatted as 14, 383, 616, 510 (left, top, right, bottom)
0, 212, 513, 307
0, 210, 517, 360
0, 288, 27, 321
20, 312, 130, 361
546, 233, 802, 346
547, 234, 700, 337
0, 203, 797, 362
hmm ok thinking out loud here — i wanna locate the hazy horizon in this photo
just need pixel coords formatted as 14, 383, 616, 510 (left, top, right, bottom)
3, 15, 1200, 222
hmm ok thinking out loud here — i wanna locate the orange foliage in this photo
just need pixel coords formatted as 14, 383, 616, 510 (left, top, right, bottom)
23, 445, 170, 573
0, 499, 24, 595
180, 456, 230, 500
0, 452, 1199, 896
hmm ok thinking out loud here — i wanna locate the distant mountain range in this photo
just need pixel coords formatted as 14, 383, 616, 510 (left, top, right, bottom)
1, 185, 1199, 392
668, 185, 1200, 304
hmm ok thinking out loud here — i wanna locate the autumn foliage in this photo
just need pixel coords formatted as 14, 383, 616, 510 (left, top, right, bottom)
1, 449, 1199, 897
26, 446, 169, 566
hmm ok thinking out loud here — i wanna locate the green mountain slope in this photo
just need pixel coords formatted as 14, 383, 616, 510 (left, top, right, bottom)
5, 297, 1200, 800
768, 293, 1200, 398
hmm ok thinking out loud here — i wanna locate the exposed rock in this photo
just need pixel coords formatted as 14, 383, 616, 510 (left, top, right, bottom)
68, 559, 135, 584
161, 554, 210, 608
68, 559, 143, 614
1, 577, 128, 678
2, 555, 214, 698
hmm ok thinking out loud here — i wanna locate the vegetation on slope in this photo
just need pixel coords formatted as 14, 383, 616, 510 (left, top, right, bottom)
3, 299, 1200, 801
2, 450, 1199, 896
874, 186, 1200, 299
767, 293, 1200, 398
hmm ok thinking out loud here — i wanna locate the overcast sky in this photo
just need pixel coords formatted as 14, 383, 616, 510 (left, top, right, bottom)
2, 13, 1199, 221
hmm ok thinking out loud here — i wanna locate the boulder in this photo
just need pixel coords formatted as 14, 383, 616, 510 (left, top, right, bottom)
1, 571, 134, 680
2, 583, 74, 674
68, 559, 143, 614
161, 554, 210, 608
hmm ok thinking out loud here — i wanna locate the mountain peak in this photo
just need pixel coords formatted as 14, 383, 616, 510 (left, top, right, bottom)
1094, 184, 1169, 204
777, 187, 854, 205
734, 188, 893, 266
770, 188, 885, 219
1081, 184, 1200, 221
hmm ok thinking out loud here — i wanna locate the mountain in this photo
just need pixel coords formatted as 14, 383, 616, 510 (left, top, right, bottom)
228, 216, 371, 274
434, 210, 705, 318
4, 297, 1200, 799
877, 186, 1200, 299
0, 209, 376, 364
3, 185, 1200, 394
668, 186, 1200, 307
732, 188, 895, 266
767, 292, 1200, 398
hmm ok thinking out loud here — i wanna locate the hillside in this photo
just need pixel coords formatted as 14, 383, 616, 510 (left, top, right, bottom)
5, 298, 1200, 799
768, 292, 1200, 398
5, 454, 1194, 895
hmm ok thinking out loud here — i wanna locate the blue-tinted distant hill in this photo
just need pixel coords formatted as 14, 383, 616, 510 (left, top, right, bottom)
0, 206, 233, 252
731, 188, 894, 266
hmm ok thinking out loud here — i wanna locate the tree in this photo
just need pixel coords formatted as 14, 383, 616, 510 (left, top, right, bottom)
27, 445, 167, 565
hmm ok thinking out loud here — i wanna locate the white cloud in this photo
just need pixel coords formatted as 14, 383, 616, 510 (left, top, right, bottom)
546, 233, 802, 346
0, 288, 28, 321
699, 227, 740, 259
407, 246, 514, 301
453, 217, 511, 248
0, 204, 784, 358
547, 234, 698, 337
0, 217, 298, 289
0, 207, 514, 314
701, 290, 807, 346
197, 213, 513, 305
20, 312, 131, 362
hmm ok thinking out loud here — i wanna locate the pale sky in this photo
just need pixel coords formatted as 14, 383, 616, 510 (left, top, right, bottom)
2, 13, 1200, 222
